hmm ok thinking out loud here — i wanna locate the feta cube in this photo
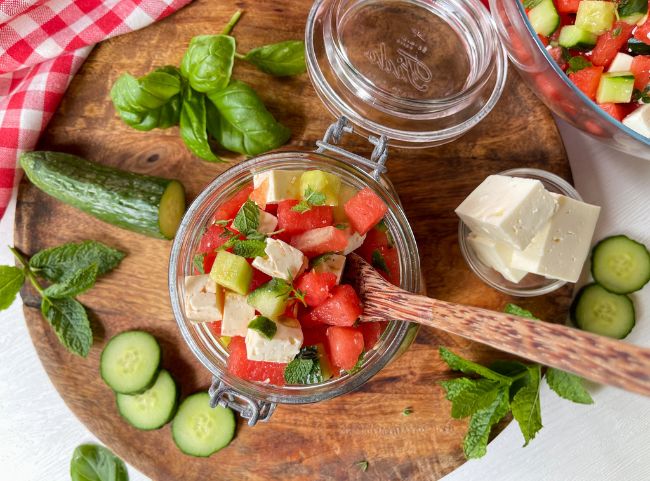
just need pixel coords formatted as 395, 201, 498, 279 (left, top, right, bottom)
608, 53, 633, 72
510, 194, 600, 283
221, 292, 256, 337
623, 104, 650, 137
183, 275, 225, 322
455, 175, 558, 250
343, 229, 367, 255
253, 170, 304, 204
312, 253, 346, 284
245, 317, 303, 363
252, 238, 307, 281
258, 210, 278, 235
468, 233, 528, 283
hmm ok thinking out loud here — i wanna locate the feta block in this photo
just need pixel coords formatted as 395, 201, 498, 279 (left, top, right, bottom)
221, 292, 256, 337
623, 104, 650, 137
455, 175, 558, 250
183, 275, 225, 322
468, 233, 528, 283
245, 317, 303, 363
608, 53, 633, 72
312, 253, 346, 284
252, 238, 307, 281
343, 229, 367, 255
253, 170, 304, 204
510, 194, 600, 283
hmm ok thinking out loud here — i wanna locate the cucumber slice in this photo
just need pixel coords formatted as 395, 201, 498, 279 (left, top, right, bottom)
116, 369, 178, 430
571, 283, 635, 338
628, 38, 650, 55
529, 0, 560, 36
576, 1, 617, 35
559, 25, 598, 50
100, 331, 161, 394
596, 72, 635, 104
247, 278, 291, 318
172, 392, 235, 457
591, 235, 650, 293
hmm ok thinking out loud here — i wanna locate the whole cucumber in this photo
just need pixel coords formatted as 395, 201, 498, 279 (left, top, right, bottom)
20, 151, 186, 239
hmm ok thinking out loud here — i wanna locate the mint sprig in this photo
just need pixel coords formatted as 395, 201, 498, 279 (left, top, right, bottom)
292, 186, 326, 213
232, 199, 261, 236
284, 345, 324, 384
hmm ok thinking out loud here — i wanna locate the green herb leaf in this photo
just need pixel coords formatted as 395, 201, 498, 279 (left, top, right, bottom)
70, 444, 128, 481
206, 80, 291, 156
41, 297, 92, 357
511, 364, 543, 446
546, 367, 594, 404
233, 239, 267, 258
292, 186, 327, 213
180, 85, 222, 162
632, 86, 650, 103
463, 386, 510, 459
402, 407, 413, 416
566, 56, 593, 74
355, 460, 369, 472
246, 231, 268, 241
439, 347, 513, 384
376, 219, 395, 247
193, 254, 206, 274
284, 346, 324, 384
248, 315, 277, 340
523, 0, 543, 8
290, 287, 308, 307
0, 265, 25, 310
43, 263, 98, 299
181, 34, 236, 93
371, 249, 390, 275
618, 0, 648, 18
29, 240, 125, 283
344, 352, 365, 375
232, 200, 261, 236
504, 303, 538, 319
441, 378, 503, 419
242, 40, 307, 77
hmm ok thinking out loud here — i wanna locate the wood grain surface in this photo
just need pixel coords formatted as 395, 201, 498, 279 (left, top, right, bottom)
14, 1, 573, 480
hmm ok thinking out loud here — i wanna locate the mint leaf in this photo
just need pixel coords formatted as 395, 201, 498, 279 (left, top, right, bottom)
70, 443, 128, 481
523, 0, 543, 8
284, 345, 324, 384
233, 239, 267, 258
566, 56, 592, 74
463, 387, 510, 459
504, 303, 538, 319
511, 364, 543, 446
41, 297, 92, 357
546, 367, 594, 404
232, 200, 260, 236
371, 249, 390, 275
0, 265, 25, 310
402, 407, 413, 416
355, 460, 369, 472
43, 263, 98, 299
441, 378, 502, 419
29, 241, 125, 282
247, 315, 276, 340
193, 254, 206, 274
291, 186, 326, 213
439, 347, 512, 384
246, 231, 267, 241
344, 352, 365, 375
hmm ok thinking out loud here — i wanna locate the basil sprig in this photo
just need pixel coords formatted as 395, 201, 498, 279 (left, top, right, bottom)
181, 34, 236, 93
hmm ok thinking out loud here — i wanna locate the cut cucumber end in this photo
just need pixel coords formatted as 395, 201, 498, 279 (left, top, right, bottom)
159, 180, 186, 239
172, 392, 236, 457
116, 369, 179, 430
592, 235, 650, 293
100, 331, 161, 394
571, 283, 636, 339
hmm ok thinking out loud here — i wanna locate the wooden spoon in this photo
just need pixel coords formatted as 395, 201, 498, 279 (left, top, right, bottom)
344, 253, 650, 397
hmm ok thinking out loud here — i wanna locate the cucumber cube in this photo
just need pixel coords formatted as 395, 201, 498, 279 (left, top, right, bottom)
576, 1, 617, 34
210, 251, 253, 295
299, 170, 341, 206
596, 72, 635, 104
247, 278, 292, 318
529, 0, 560, 36
558, 25, 598, 50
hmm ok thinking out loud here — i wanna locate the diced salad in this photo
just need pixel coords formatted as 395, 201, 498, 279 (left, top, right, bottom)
184, 169, 400, 386
526, 0, 650, 136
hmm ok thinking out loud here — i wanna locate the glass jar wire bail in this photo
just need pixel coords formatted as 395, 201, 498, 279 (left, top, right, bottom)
209, 377, 277, 426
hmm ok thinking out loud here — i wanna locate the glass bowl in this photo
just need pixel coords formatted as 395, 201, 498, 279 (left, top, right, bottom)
489, 0, 650, 159
458, 168, 582, 297
169, 150, 421, 424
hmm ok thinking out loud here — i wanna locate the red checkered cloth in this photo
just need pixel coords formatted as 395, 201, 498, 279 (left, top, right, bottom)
0, 0, 193, 221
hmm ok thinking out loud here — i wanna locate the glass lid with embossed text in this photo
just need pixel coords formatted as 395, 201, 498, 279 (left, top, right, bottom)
305, 0, 508, 147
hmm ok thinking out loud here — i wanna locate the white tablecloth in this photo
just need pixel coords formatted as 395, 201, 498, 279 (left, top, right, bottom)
1, 119, 649, 481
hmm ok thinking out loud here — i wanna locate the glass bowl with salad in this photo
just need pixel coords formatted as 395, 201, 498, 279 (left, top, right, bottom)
490, 0, 650, 158
169, 150, 421, 424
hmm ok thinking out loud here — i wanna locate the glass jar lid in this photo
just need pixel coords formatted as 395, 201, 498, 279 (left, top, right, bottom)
305, 0, 508, 147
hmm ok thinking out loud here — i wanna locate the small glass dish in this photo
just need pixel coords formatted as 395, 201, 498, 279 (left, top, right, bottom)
458, 168, 582, 297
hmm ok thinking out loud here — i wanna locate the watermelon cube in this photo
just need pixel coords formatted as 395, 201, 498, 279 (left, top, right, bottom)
227, 336, 287, 385
213, 184, 254, 221
198, 225, 237, 253
300, 284, 363, 326
290, 226, 349, 258
295, 270, 338, 307
344, 188, 388, 235
358, 321, 388, 350
326, 326, 364, 370
277, 200, 333, 235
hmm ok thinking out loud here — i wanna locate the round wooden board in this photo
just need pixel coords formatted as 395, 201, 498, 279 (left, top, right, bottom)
14, 1, 573, 480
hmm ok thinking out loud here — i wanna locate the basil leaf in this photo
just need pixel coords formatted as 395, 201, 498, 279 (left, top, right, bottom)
70, 444, 129, 481
0, 265, 25, 310
181, 35, 236, 93
30, 240, 125, 283
243, 40, 306, 77
180, 85, 222, 162
207, 80, 291, 156
43, 263, 98, 299
41, 297, 92, 357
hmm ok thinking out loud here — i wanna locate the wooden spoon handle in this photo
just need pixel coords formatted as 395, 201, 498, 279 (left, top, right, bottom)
422, 298, 650, 396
